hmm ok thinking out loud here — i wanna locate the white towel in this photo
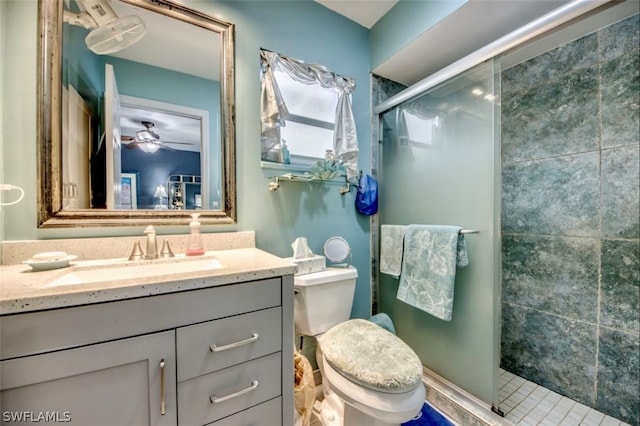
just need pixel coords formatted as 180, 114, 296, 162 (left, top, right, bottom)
380, 225, 406, 278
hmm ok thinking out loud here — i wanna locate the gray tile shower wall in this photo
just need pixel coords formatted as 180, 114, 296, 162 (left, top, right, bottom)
500, 14, 639, 426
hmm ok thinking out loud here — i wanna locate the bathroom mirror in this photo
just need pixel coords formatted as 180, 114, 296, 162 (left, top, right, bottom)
324, 236, 352, 267
37, 0, 236, 227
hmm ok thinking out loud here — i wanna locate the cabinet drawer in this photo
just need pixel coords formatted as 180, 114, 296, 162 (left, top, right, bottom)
178, 353, 281, 426
2, 278, 282, 360
177, 307, 282, 381
207, 397, 281, 426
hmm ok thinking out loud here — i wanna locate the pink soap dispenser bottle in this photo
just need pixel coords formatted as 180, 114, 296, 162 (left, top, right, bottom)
186, 213, 205, 256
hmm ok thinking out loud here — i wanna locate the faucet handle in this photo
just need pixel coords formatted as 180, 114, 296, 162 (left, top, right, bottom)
128, 241, 144, 261
160, 239, 175, 258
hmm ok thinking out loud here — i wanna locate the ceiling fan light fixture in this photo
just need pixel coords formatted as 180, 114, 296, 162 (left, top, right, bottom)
85, 15, 146, 55
138, 142, 160, 154
135, 121, 160, 142
136, 129, 155, 142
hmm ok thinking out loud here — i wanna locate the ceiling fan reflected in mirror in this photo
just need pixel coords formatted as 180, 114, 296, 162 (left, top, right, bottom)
122, 121, 196, 154
122, 121, 171, 153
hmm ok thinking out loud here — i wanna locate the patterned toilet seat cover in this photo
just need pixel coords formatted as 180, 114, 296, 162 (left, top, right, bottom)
318, 319, 423, 393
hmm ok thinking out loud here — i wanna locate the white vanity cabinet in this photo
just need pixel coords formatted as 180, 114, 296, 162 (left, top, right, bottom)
0, 275, 294, 426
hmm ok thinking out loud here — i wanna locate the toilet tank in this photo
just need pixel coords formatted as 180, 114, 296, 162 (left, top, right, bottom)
294, 266, 358, 336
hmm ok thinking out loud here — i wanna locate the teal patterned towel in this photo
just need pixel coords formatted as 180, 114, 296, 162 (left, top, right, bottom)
380, 225, 406, 277
397, 225, 468, 321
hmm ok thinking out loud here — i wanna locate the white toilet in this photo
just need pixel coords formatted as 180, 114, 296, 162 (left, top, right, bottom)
294, 267, 425, 426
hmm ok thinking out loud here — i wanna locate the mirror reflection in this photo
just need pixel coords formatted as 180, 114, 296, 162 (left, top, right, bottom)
118, 100, 210, 210
38, 0, 236, 226
62, 0, 219, 211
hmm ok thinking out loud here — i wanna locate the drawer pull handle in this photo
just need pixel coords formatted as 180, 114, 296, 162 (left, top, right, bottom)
209, 333, 259, 353
210, 380, 259, 404
160, 358, 166, 416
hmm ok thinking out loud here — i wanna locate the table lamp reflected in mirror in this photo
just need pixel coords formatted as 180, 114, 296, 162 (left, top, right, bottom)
153, 184, 168, 209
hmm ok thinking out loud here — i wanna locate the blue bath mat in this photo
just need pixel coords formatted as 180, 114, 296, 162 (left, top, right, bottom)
402, 402, 454, 426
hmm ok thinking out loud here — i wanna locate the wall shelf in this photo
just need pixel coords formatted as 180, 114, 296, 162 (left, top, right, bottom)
268, 173, 352, 194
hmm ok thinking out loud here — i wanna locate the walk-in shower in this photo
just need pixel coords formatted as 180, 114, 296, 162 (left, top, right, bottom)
373, 2, 639, 425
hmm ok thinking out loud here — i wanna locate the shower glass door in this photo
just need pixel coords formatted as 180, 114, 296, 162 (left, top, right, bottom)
378, 60, 501, 405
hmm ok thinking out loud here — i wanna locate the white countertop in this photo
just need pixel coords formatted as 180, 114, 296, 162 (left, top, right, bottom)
0, 248, 296, 315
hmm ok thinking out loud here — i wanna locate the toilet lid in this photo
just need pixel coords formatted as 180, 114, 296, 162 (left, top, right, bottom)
318, 319, 423, 393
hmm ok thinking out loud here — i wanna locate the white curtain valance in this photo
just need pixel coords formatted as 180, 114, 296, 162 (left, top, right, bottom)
260, 49, 359, 181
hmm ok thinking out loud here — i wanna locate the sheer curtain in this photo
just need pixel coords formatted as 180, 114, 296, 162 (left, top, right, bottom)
260, 49, 359, 181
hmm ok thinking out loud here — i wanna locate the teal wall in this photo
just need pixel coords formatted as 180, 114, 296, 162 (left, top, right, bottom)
0, 0, 6, 246
0, 0, 372, 318
104, 56, 220, 118
370, 0, 467, 70
208, 0, 372, 318
1, 0, 38, 244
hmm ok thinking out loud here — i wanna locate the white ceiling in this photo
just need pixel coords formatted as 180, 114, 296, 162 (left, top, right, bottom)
104, 0, 637, 152
109, 0, 220, 80
313, 0, 399, 28
111, 0, 636, 87
316, 0, 639, 87
313, 0, 576, 86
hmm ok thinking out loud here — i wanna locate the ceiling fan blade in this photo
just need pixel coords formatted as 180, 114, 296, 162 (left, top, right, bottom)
123, 128, 181, 152
162, 141, 196, 146
158, 144, 177, 152
124, 141, 140, 149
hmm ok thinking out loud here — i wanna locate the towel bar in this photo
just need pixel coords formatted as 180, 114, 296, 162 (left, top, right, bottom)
460, 229, 479, 234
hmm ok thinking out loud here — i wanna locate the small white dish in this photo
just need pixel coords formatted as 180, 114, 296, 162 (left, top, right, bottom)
22, 255, 77, 272
31, 251, 69, 261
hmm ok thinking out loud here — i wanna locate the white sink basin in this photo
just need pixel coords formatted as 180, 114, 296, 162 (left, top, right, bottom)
46, 256, 224, 288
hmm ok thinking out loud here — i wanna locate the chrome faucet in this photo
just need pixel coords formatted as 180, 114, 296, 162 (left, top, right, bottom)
144, 225, 159, 260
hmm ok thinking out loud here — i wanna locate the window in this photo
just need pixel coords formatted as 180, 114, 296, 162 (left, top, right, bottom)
274, 67, 337, 162
260, 49, 359, 180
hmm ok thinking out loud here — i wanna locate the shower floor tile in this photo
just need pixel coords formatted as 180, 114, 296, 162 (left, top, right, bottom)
499, 369, 631, 426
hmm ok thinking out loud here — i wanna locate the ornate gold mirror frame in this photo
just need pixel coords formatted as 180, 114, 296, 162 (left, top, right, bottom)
37, 0, 236, 227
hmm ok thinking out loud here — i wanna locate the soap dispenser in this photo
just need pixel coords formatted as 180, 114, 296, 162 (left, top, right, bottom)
186, 213, 205, 256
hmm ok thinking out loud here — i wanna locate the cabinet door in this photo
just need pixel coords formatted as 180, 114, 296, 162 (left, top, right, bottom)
1, 331, 176, 426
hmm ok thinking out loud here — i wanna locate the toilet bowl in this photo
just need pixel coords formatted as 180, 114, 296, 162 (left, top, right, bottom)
294, 267, 424, 426
320, 354, 425, 424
